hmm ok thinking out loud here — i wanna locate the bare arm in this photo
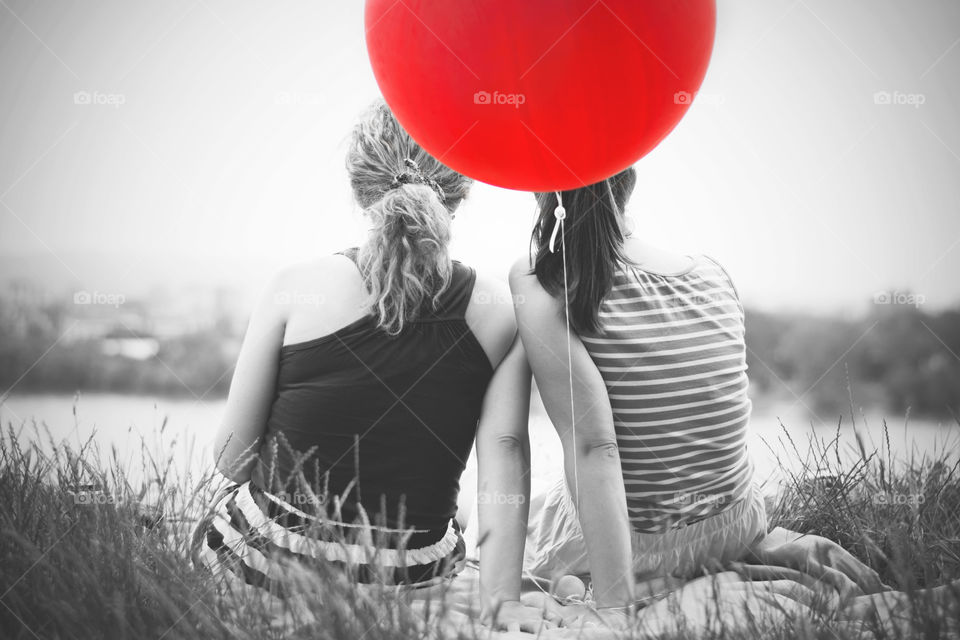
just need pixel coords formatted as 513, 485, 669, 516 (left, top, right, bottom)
471, 278, 559, 632
509, 261, 635, 609
477, 335, 531, 608
212, 277, 287, 482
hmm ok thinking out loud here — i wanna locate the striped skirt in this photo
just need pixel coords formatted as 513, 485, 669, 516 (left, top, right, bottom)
192, 481, 466, 596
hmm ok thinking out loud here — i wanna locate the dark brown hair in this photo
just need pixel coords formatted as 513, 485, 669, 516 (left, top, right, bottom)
530, 167, 638, 334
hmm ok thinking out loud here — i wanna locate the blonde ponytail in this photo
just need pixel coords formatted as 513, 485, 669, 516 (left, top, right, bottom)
346, 101, 472, 335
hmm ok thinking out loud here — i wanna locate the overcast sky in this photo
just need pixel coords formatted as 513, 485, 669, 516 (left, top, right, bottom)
1, 0, 958, 314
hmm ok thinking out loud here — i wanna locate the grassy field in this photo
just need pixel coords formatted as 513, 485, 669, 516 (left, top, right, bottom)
1, 413, 958, 639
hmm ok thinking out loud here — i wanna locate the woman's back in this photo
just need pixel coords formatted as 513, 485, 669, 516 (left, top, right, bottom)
199, 102, 532, 594
253, 248, 496, 534
580, 253, 754, 533
516, 170, 765, 603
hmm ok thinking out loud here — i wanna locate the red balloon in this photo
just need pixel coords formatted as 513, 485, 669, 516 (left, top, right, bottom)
365, 0, 716, 192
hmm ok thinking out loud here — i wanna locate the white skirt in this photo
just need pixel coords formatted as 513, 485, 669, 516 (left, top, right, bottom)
526, 476, 767, 582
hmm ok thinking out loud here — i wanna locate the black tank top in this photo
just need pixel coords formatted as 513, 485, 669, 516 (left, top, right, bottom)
251, 249, 493, 538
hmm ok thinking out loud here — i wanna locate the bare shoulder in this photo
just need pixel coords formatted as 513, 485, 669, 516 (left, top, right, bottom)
268, 253, 366, 345
465, 270, 517, 369
507, 255, 560, 320
508, 255, 535, 289
468, 271, 516, 326
623, 237, 694, 275
270, 254, 358, 293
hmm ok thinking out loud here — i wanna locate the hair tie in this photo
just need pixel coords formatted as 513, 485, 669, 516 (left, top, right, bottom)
387, 158, 446, 204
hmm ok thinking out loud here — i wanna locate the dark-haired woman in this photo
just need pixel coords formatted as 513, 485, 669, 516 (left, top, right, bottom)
509, 167, 888, 626
193, 102, 555, 633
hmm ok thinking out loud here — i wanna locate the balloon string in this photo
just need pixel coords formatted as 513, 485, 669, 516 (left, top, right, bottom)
517, 193, 580, 597
554, 191, 580, 513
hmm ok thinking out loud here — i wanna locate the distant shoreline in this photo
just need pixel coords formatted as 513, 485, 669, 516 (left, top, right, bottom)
4, 387, 958, 424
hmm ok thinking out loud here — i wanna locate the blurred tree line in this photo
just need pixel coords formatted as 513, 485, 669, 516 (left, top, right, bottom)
1, 296, 958, 418
745, 304, 960, 419
0, 299, 237, 399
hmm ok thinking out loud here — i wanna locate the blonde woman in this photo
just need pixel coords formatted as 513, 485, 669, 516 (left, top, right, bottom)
194, 102, 554, 632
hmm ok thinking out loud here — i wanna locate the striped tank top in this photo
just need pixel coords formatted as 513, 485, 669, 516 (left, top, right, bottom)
580, 254, 754, 534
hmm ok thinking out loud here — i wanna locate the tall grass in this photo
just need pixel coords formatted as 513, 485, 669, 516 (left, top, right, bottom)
1, 410, 958, 639
0, 420, 457, 640
765, 413, 960, 591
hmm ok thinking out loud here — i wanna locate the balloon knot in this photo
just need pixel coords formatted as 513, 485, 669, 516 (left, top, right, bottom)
548, 192, 565, 254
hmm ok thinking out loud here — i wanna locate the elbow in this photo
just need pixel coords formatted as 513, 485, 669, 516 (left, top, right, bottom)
576, 437, 620, 460
212, 437, 256, 482
478, 432, 529, 466
216, 456, 252, 483
479, 431, 528, 456
215, 460, 235, 481
212, 436, 233, 473
477, 432, 529, 476
213, 451, 239, 479
494, 432, 527, 453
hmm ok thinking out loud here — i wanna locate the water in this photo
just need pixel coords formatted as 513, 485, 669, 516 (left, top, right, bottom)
0, 393, 224, 487
2, 392, 956, 496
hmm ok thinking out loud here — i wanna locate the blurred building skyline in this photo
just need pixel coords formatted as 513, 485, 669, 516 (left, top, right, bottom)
1, 0, 959, 315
